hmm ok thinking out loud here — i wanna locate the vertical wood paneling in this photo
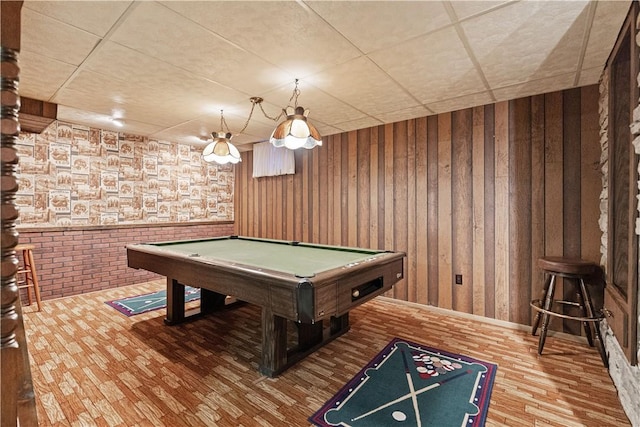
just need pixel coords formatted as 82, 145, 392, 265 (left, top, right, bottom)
332, 136, 342, 245
531, 95, 546, 323
407, 120, 417, 302
253, 159, 259, 236
415, 117, 428, 304
369, 128, 379, 249
294, 151, 304, 240
484, 105, 496, 318
340, 134, 349, 246
286, 174, 294, 240
302, 151, 310, 242
427, 116, 439, 306
256, 172, 267, 237
348, 131, 358, 247
437, 113, 452, 309
384, 124, 395, 297
563, 88, 582, 258
452, 109, 473, 313
563, 88, 584, 335
377, 127, 386, 249
276, 175, 283, 239
394, 122, 409, 301
234, 86, 602, 331
326, 135, 335, 245
472, 107, 486, 315
494, 101, 510, 321
357, 129, 370, 249
509, 98, 532, 325
545, 91, 565, 331
318, 145, 328, 243
312, 149, 320, 242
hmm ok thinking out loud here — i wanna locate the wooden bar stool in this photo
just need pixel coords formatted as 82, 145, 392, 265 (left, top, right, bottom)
530, 256, 607, 367
15, 244, 42, 312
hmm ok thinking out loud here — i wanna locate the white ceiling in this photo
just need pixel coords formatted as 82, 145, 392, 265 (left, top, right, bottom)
19, 0, 631, 151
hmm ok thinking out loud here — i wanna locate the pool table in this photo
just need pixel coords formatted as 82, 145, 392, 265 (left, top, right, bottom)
126, 235, 405, 376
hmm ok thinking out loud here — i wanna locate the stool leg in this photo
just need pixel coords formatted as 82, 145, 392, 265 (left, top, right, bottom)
538, 274, 557, 355
532, 273, 552, 336
575, 283, 594, 347
27, 250, 42, 311
27, 249, 42, 312
578, 279, 607, 367
22, 249, 34, 306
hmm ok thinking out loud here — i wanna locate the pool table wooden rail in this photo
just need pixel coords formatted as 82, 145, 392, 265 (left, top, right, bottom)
126, 243, 404, 323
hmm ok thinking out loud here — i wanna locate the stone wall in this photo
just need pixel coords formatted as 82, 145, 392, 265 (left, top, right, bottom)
598, 8, 640, 426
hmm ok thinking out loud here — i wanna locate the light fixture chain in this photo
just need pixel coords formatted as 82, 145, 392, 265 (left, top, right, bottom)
220, 110, 230, 133
236, 101, 257, 135
257, 101, 284, 122
289, 79, 300, 108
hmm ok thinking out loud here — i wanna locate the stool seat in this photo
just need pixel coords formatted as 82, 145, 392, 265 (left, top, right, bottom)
15, 243, 35, 251
531, 256, 607, 367
537, 257, 596, 276
15, 243, 42, 312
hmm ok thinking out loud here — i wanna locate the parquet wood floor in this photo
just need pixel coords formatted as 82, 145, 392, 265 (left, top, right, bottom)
21, 280, 629, 427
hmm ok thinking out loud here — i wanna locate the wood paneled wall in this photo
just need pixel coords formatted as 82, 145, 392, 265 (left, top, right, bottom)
234, 85, 602, 326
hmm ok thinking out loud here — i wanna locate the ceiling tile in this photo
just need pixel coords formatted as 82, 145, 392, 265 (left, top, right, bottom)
82, 41, 249, 112
312, 56, 420, 116
57, 105, 165, 136
108, 2, 289, 95
375, 105, 433, 125
332, 117, 384, 134
23, 0, 132, 37
257, 82, 368, 128
18, 51, 77, 100
462, 0, 590, 88
492, 73, 576, 102
55, 69, 209, 127
21, 7, 102, 66
578, 66, 604, 87
305, 1, 451, 54
582, 0, 631, 70
370, 25, 486, 105
161, 1, 362, 76
426, 91, 495, 115
449, 1, 514, 21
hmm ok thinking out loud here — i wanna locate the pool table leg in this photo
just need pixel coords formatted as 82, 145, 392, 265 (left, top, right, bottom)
165, 278, 185, 325
259, 309, 352, 377
164, 278, 227, 325
260, 306, 287, 377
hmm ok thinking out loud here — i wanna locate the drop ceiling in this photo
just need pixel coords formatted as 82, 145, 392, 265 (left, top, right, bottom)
18, 0, 631, 151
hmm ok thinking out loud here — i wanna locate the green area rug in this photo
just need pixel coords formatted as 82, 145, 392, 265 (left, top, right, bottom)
106, 287, 200, 316
310, 337, 497, 427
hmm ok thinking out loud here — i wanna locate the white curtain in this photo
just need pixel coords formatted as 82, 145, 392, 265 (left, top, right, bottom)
252, 141, 295, 178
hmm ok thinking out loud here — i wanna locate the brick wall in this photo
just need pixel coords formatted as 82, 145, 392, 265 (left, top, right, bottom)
17, 222, 235, 300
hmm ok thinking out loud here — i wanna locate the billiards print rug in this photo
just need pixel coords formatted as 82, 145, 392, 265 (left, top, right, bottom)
105, 287, 200, 316
309, 337, 497, 427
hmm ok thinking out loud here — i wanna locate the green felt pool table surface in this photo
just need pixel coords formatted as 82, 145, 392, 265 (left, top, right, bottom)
149, 236, 385, 278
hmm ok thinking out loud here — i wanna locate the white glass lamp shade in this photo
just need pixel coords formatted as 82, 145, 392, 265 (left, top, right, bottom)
270, 106, 322, 150
202, 132, 241, 164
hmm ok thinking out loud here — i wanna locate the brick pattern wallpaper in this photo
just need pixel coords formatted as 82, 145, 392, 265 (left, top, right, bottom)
15, 121, 235, 227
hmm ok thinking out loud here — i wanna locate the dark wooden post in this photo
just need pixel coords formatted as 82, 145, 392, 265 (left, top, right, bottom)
1, 2, 38, 426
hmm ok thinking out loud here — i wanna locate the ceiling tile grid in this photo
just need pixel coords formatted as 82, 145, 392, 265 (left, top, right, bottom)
18, 0, 632, 150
